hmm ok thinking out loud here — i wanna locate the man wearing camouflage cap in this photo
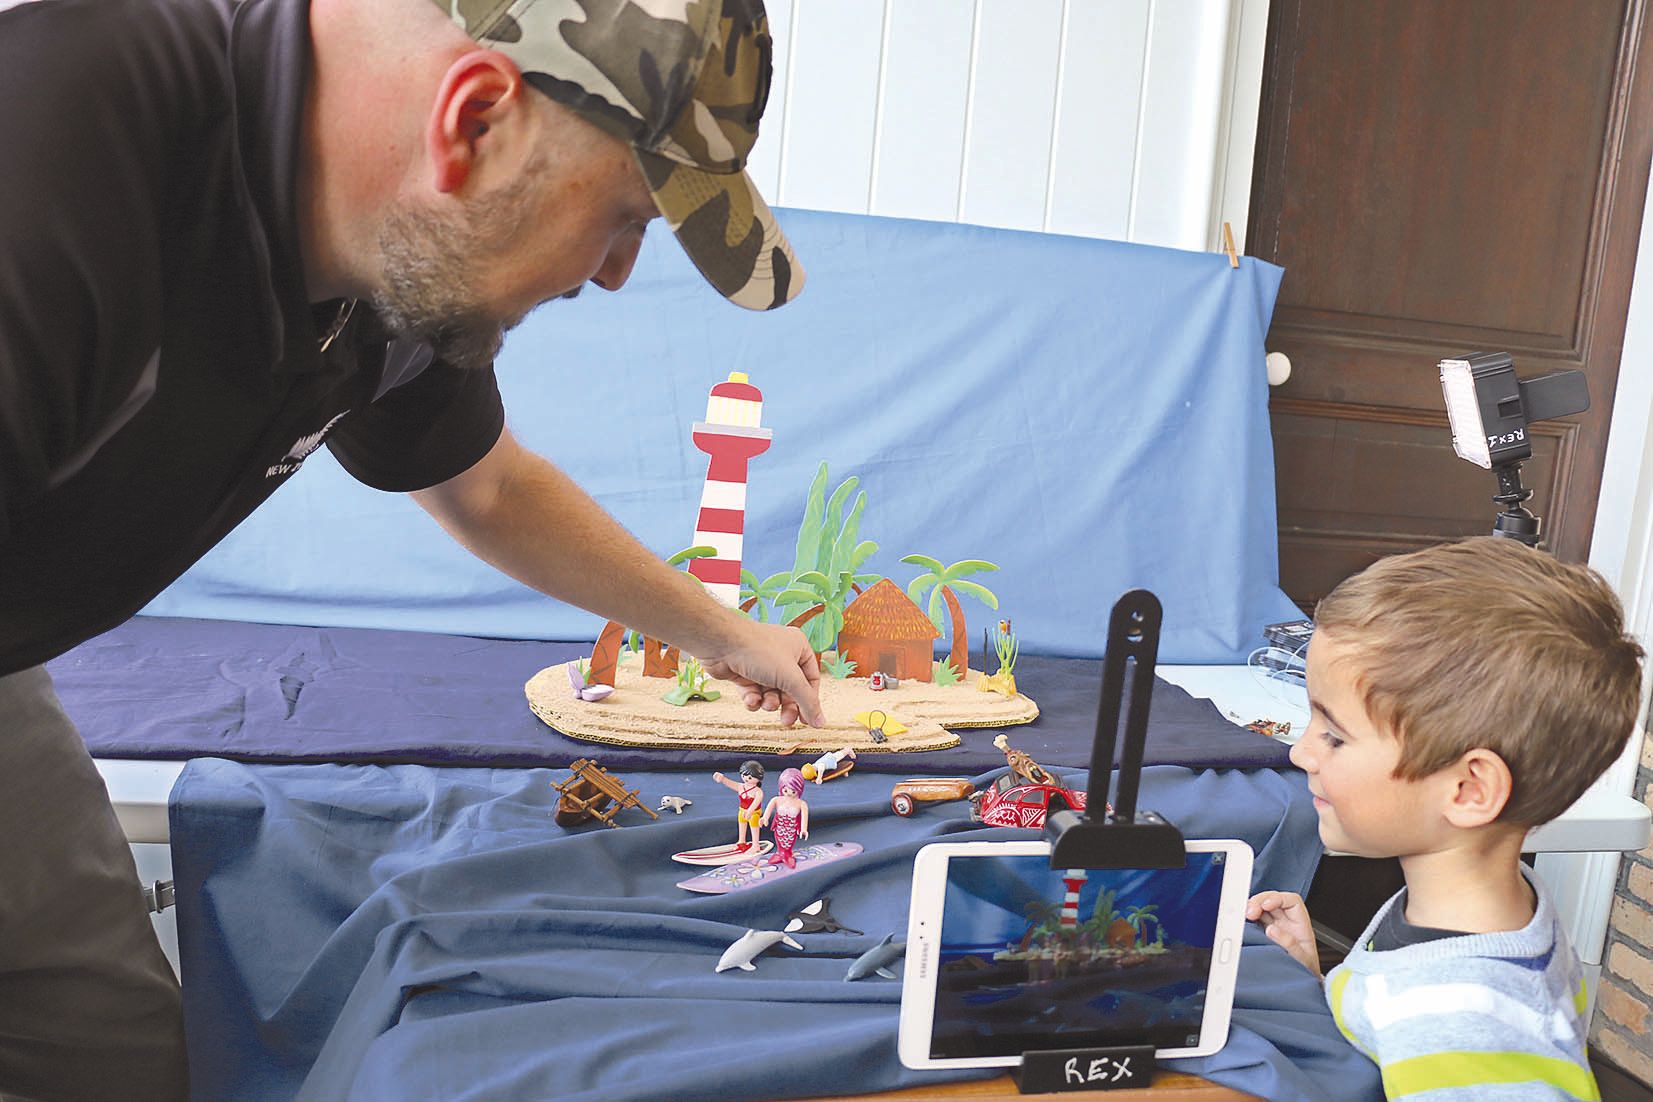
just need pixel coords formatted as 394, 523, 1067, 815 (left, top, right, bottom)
0, 0, 816, 1093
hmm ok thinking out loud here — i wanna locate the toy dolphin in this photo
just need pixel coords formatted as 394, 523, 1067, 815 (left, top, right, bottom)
657, 795, 693, 815
715, 928, 803, 973
784, 897, 863, 936
844, 933, 906, 981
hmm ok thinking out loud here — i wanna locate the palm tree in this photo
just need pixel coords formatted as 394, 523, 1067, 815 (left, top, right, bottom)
1021, 899, 1064, 952
902, 555, 1001, 675
774, 569, 861, 654
593, 545, 715, 681
586, 620, 627, 687
739, 569, 791, 621
1126, 904, 1163, 948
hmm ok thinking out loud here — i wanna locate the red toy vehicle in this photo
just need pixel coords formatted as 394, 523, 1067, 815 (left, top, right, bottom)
968, 771, 1088, 829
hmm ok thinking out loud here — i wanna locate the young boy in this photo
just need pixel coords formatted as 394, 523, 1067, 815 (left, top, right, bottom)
1247, 537, 1642, 1100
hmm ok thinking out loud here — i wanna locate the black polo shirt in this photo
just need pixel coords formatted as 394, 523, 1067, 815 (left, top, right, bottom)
0, 0, 506, 676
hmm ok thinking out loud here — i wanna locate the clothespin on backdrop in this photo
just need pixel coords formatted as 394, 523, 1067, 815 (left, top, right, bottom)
1222, 222, 1240, 268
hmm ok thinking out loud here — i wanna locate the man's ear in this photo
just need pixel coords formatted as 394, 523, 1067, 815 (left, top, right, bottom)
426, 50, 529, 194
1442, 747, 1514, 829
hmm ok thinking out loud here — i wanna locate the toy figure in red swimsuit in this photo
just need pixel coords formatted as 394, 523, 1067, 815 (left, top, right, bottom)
762, 768, 810, 868
712, 761, 766, 852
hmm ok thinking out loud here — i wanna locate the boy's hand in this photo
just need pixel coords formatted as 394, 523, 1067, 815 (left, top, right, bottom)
1247, 891, 1321, 976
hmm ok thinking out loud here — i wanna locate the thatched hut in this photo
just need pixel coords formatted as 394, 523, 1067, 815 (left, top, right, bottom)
838, 579, 941, 682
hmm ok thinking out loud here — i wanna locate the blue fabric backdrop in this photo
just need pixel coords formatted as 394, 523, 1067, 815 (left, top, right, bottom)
142, 210, 1297, 662
169, 759, 1380, 1102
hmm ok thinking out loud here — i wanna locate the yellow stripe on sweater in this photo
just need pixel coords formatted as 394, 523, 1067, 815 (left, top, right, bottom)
1382, 1051, 1600, 1100
1326, 971, 1375, 1061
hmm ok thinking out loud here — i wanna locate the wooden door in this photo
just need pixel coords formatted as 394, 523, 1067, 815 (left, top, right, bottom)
1250, 0, 1653, 608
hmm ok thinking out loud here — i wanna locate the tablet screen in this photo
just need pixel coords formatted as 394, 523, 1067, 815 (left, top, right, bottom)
929, 851, 1229, 1058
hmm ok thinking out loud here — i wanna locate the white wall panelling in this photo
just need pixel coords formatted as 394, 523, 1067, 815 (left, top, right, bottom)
1046, 0, 1150, 240
1128, 0, 1233, 250
769, 0, 885, 214
958, 0, 1065, 232
753, 0, 1269, 252
870, 0, 976, 221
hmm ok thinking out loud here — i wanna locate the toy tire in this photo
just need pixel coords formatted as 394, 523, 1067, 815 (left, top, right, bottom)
891, 793, 915, 817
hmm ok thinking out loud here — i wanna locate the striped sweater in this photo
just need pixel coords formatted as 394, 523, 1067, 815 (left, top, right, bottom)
1325, 867, 1598, 1100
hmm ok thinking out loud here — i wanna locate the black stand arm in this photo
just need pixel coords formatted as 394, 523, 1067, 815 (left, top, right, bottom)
1018, 591, 1186, 1092
1045, 590, 1186, 871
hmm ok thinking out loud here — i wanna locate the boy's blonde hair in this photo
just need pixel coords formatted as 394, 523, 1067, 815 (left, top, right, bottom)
1313, 536, 1643, 826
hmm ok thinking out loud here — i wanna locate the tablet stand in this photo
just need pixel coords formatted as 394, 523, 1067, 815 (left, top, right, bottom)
1015, 590, 1186, 1095
1043, 589, 1187, 871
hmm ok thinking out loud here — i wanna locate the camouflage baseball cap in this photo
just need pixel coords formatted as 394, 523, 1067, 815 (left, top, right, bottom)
433, 0, 804, 311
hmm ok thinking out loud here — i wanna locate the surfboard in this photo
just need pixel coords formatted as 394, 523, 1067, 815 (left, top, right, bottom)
676, 842, 865, 894
670, 840, 774, 866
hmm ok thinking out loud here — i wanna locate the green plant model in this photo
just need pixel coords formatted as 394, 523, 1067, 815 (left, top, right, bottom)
772, 463, 880, 650
822, 651, 857, 679
661, 656, 722, 707
987, 620, 1019, 676
932, 658, 962, 687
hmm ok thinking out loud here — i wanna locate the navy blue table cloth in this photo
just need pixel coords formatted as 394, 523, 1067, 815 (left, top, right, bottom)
170, 759, 1378, 1102
53, 616, 1290, 773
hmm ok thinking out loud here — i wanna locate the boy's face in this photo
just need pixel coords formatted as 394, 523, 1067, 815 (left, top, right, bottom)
1289, 630, 1451, 857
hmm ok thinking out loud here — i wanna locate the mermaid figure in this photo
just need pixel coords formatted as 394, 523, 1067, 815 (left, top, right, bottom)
762, 768, 810, 869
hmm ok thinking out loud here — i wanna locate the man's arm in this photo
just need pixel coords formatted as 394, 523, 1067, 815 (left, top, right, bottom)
411, 428, 824, 726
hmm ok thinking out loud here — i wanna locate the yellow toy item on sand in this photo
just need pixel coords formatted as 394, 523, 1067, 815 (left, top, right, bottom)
853, 710, 908, 739
980, 619, 1020, 697
978, 670, 1018, 697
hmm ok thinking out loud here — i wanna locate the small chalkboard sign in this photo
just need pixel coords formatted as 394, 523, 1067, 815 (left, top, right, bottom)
1014, 1045, 1155, 1094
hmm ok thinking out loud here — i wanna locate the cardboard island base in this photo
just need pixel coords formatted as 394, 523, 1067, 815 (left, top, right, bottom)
526, 652, 1039, 755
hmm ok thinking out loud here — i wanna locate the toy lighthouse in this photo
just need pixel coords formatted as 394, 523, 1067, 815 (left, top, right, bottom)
688, 373, 772, 606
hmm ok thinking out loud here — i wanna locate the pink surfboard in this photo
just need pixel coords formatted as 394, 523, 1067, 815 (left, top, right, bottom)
676, 841, 864, 894
670, 840, 774, 866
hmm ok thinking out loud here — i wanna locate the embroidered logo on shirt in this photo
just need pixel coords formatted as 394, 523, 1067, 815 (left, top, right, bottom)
266, 411, 350, 479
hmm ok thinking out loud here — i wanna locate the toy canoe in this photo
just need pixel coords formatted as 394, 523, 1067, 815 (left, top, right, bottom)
676, 842, 864, 894
671, 840, 774, 866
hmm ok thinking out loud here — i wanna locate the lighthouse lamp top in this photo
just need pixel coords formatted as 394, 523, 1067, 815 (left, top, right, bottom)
706, 371, 764, 428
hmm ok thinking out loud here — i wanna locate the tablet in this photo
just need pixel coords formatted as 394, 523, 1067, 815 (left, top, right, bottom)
899, 838, 1253, 1068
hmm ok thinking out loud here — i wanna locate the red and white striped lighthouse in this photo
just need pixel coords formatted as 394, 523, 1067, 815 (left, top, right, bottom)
1060, 869, 1089, 931
688, 372, 772, 606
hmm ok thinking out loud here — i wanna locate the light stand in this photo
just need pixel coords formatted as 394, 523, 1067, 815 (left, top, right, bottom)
1439, 352, 1589, 547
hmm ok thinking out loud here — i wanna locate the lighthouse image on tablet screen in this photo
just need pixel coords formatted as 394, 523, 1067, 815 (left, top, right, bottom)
931, 853, 1225, 1057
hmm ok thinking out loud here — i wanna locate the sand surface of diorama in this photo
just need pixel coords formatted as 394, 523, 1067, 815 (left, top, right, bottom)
526, 652, 1039, 754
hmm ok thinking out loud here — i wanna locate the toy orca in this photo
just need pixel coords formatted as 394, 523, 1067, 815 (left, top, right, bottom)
844, 933, 906, 981
715, 928, 804, 973
657, 795, 693, 815
784, 897, 863, 936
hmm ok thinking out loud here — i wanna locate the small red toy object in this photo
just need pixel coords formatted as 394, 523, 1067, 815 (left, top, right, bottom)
969, 734, 1091, 829
969, 772, 1088, 829
869, 671, 899, 691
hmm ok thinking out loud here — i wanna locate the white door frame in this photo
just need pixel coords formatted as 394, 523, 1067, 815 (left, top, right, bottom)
1539, 163, 1653, 1016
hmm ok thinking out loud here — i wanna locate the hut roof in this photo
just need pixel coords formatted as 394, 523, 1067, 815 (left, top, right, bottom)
841, 578, 941, 641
